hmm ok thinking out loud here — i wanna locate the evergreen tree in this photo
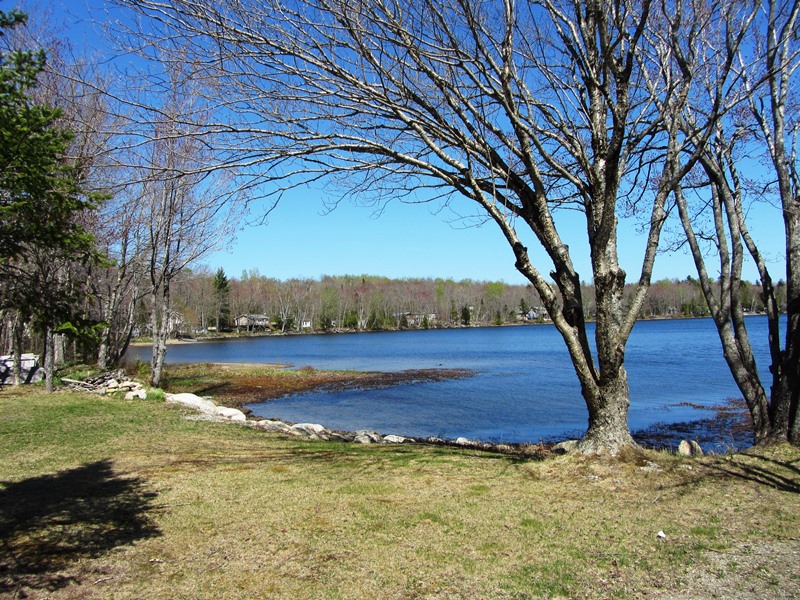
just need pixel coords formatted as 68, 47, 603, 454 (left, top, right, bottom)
212, 267, 231, 331
0, 10, 95, 262
0, 9, 100, 390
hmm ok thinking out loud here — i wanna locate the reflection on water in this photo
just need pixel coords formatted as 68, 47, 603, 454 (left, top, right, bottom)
129, 317, 774, 449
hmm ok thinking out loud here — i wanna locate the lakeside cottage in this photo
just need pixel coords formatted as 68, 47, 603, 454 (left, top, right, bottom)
234, 314, 272, 332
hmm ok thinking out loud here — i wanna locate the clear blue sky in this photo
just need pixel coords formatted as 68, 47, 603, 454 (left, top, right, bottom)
34, 0, 784, 285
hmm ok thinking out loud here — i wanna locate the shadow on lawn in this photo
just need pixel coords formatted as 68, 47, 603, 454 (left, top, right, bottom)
0, 459, 162, 595
705, 451, 800, 494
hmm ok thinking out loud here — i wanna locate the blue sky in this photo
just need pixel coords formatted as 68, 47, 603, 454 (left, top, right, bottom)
33, 0, 784, 285
215, 184, 782, 285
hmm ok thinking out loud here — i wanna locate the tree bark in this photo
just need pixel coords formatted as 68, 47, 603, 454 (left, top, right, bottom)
578, 369, 636, 453
44, 326, 55, 393
54, 333, 65, 367
150, 283, 170, 388
11, 313, 23, 386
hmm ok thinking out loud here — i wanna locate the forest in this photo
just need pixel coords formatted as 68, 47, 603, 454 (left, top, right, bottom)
166, 269, 783, 335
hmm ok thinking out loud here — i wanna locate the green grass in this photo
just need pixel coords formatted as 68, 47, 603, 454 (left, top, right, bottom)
1, 386, 799, 598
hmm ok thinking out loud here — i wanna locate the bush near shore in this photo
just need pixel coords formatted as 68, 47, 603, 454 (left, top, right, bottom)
0, 378, 798, 598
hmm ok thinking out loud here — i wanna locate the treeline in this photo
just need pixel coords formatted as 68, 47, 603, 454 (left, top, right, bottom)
166, 269, 785, 335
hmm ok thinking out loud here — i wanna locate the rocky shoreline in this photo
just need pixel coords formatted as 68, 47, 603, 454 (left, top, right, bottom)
165, 390, 554, 457
59, 369, 551, 455
64, 368, 748, 455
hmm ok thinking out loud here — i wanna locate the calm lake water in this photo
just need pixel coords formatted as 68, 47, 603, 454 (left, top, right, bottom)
130, 317, 774, 449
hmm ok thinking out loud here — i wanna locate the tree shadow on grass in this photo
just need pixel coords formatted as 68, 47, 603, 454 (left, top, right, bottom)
704, 451, 800, 494
0, 459, 162, 595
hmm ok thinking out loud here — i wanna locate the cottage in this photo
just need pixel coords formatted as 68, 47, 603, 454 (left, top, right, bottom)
234, 314, 272, 332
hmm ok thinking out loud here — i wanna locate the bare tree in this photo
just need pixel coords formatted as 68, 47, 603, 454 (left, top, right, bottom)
112, 0, 750, 452
137, 142, 243, 386
118, 61, 246, 387
91, 186, 146, 370
674, 0, 800, 445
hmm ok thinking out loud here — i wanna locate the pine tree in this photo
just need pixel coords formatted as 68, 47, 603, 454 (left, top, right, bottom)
0, 11, 94, 261
0, 10, 100, 390
212, 268, 231, 331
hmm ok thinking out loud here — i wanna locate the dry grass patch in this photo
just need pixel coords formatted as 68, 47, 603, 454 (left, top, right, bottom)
0, 386, 798, 599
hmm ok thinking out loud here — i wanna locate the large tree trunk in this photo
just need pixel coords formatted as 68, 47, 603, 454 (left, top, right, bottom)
791, 387, 800, 446
773, 305, 800, 445
97, 331, 111, 371
116, 296, 138, 366
98, 290, 138, 369
54, 333, 65, 367
577, 260, 637, 454
578, 369, 636, 453
761, 0, 800, 446
97, 288, 119, 370
782, 209, 800, 444
719, 326, 772, 445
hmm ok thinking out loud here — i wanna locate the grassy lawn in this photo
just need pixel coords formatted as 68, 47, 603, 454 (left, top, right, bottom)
1, 383, 798, 599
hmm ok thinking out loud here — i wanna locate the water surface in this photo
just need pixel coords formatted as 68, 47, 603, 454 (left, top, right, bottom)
130, 317, 773, 448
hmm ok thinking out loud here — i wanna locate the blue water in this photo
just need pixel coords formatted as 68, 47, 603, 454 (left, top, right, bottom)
129, 317, 774, 446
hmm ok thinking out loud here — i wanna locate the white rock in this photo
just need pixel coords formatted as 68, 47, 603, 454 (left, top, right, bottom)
293, 422, 327, 435
165, 392, 218, 414
641, 461, 663, 472
657, 530, 667, 539
678, 440, 704, 456
382, 434, 409, 444
354, 430, 382, 444
124, 390, 147, 400
455, 437, 473, 446
216, 406, 247, 421
106, 379, 120, 389
254, 419, 293, 433
290, 422, 331, 440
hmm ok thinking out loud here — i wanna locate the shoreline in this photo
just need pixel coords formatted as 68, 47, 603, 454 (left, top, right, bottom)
155, 362, 753, 453
129, 312, 773, 347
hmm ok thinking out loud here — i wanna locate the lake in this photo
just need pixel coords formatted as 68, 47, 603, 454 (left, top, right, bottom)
129, 317, 774, 450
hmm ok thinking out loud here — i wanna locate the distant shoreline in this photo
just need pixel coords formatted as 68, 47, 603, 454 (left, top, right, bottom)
129, 312, 773, 347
